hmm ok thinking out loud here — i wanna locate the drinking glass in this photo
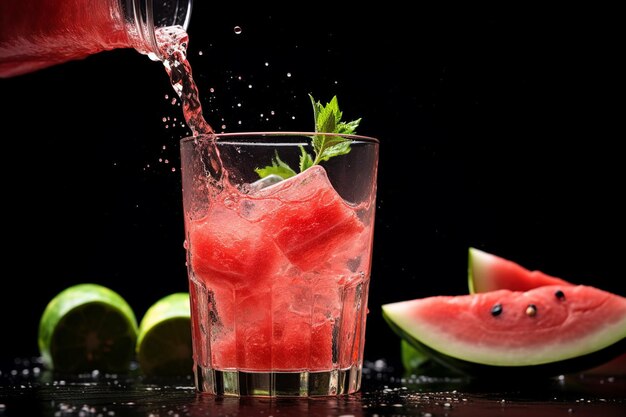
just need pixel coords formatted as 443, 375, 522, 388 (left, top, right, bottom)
180, 132, 379, 396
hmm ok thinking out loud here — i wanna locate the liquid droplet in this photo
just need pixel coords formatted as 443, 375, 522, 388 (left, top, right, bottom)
234, 26, 242, 35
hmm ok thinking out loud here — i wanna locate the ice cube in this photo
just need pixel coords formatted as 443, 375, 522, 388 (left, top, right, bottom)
254, 165, 331, 201
245, 174, 284, 193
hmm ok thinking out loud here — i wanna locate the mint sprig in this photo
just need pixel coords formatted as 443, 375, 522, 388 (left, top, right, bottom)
255, 151, 298, 179
255, 95, 361, 179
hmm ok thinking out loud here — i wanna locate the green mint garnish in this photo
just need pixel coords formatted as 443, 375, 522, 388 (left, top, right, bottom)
255, 94, 361, 179
298, 145, 314, 173
254, 150, 298, 179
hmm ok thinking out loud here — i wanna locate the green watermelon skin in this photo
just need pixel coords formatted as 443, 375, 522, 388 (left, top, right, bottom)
383, 285, 626, 378
469, 248, 572, 294
388, 317, 626, 378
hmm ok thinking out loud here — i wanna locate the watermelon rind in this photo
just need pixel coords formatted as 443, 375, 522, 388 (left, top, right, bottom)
383, 285, 626, 378
467, 247, 484, 294
384, 310, 626, 377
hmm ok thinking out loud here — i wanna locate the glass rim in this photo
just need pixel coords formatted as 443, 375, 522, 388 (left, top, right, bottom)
179, 131, 380, 145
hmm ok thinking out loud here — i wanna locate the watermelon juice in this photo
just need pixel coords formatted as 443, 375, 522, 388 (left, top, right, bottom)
181, 133, 379, 396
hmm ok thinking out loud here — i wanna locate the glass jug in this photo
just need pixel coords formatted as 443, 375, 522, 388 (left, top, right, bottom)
0, 0, 192, 77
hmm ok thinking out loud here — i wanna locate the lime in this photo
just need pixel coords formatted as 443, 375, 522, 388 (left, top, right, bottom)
400, 339, 464, 376
401, 339, 430, 372
136, 293, 193, 376
38, 283, 138, 373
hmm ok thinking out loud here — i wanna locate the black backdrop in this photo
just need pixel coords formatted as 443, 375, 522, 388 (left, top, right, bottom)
1, 4, 624, 367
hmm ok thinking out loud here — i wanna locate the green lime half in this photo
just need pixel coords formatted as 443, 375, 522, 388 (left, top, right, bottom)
400, 339, 464, 376
136, 293, 193, 377
38, 283, 138, 373
401, 339, 430, 372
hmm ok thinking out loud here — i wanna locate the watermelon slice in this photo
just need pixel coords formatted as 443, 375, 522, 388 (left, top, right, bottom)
467, 247, 626, 376
383, 285, 626, 377
469, 247, 572, 294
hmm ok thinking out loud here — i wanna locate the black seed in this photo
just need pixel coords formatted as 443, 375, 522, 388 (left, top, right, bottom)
526, 304, 537, 317
491, 303, 503, 317
555, 290, 566, 301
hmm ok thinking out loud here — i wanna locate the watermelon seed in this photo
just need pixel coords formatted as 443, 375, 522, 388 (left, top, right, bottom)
555, 290, 566, 300
526, 304, 537, 317
491, 304, 503, 317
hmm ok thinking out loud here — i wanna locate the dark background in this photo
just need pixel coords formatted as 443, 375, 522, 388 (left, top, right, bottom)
1, 4, 624, 367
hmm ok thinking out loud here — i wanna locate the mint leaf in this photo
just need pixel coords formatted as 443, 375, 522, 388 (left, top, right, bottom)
317, 140, 351, 162
316, 110, 336, 136
315, 96, 338, 132
299, 145, 314, 172
255, 151, 297, 179
309, 94, 323, 128
256, 94, 361, 179
310, 95, 360, 165
313, 132, 349, 163
337, 118, 361, 134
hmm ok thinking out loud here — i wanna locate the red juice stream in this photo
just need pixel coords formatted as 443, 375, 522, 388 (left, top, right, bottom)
155, 26, 224, 180
156, 26, 213, 136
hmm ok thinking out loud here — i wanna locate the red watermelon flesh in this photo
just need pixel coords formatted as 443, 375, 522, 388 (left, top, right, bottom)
467, 248, 626, 376
469, 247, 572, 294
383, 285, 626, 369
249, 165, 365, 271
188, 206, 288, 289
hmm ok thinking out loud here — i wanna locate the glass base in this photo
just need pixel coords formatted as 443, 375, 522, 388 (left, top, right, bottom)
194, 364, 362, 397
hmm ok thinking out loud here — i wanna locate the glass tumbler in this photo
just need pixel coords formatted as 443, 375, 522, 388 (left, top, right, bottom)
180, 132, 379, 396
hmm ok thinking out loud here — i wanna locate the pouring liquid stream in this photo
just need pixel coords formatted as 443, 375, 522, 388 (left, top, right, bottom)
156, 26, 223, 179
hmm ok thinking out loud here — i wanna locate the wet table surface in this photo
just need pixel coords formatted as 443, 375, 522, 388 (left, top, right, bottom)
1, 359, 625, 417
